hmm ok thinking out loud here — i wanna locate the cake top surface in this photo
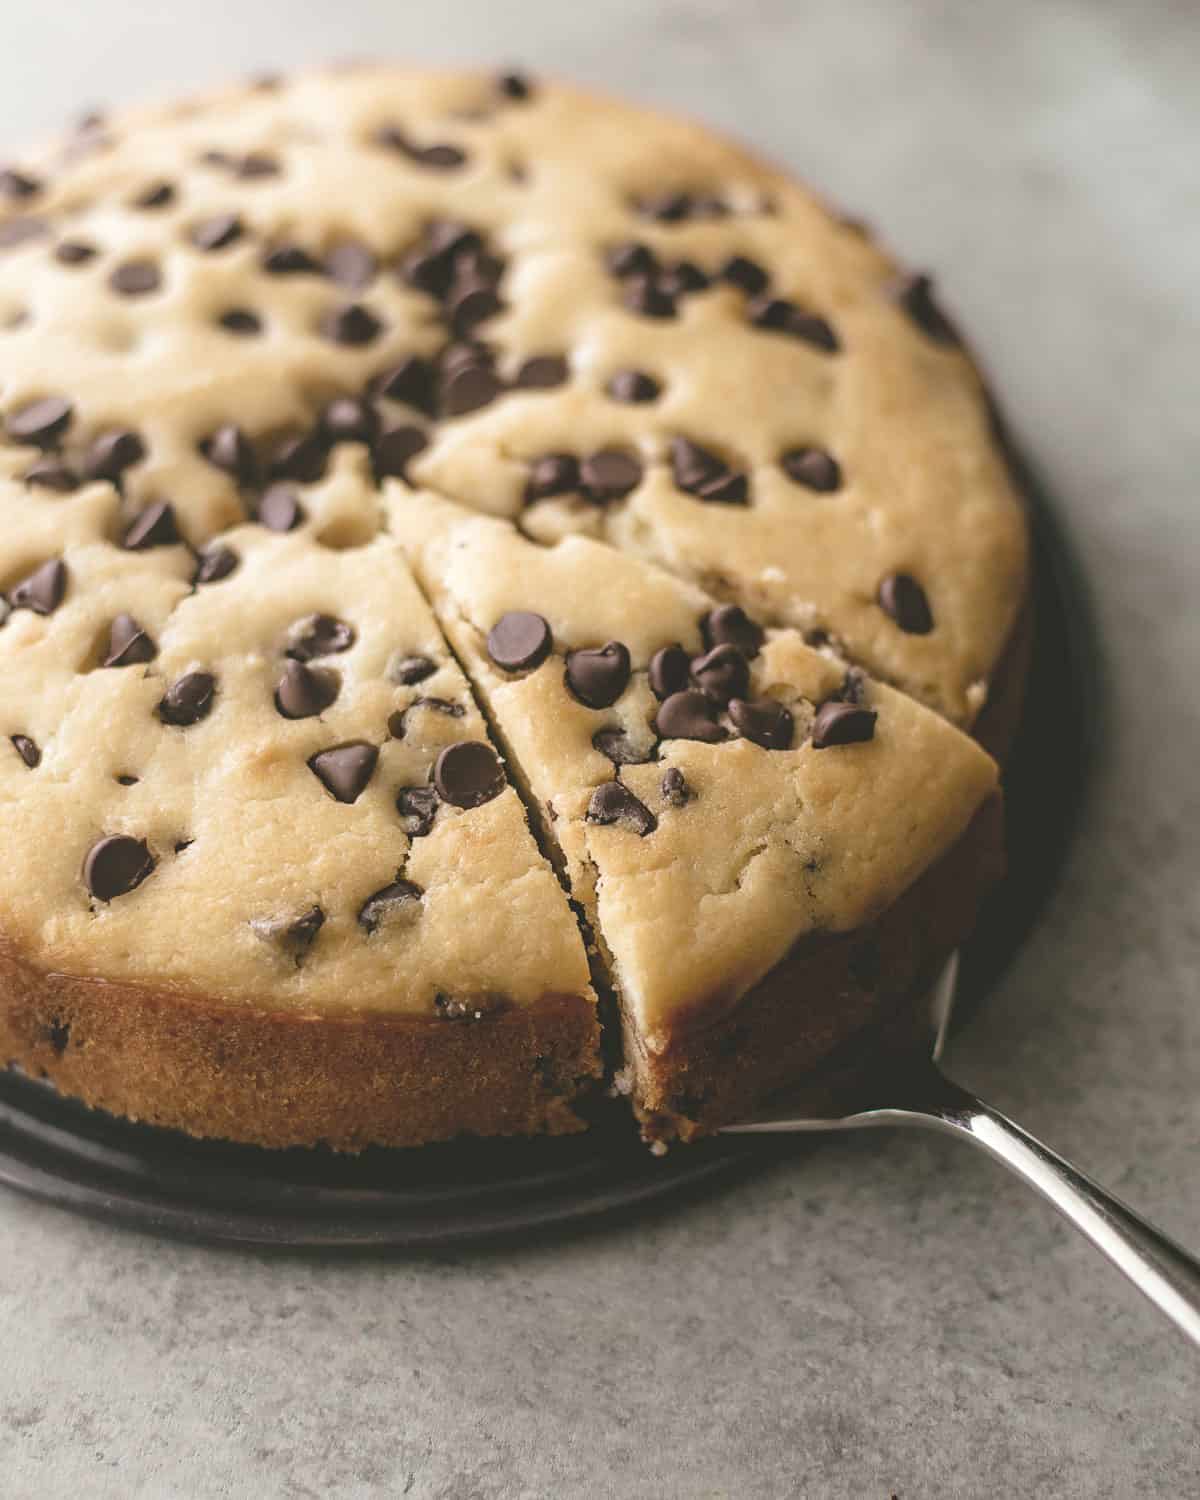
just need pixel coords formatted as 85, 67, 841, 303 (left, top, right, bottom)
0, 63, 1017, 1019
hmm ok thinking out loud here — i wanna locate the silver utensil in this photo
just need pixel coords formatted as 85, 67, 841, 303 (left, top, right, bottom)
721, 957, 1200, 1348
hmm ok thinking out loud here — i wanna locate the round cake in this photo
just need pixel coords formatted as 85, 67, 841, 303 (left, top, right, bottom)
0, 65, 1029, 1148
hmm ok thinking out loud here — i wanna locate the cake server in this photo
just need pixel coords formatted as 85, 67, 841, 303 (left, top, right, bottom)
721, 957, 1200, 1347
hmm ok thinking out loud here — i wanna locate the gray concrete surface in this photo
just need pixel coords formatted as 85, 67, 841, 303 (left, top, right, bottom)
1, 2, 1198, 1495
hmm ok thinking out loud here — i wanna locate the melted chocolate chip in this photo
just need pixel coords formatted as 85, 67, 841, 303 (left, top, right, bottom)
649, 643, 691, 700
606, 369, 660, 404
566, 642, 631, 708
892, 273, 960, 346
586, 781, 657, 836
719, 254, 769, 296
11, 734, 40, 768
655, 689, 726, 743
159, 671, 216, 727
747, 296, 839, 352
286, 614, 355, 661
190, 212, 243, 251
690, 643, 750, 705
194, 545, 239, 585
202, 423, 258, 484
782, 447, 841, 492
434, 740, 506, 808
580, 450, 642, 503
236, 152, 282, 180
109, 259, 161, 296
275, 661, 339, 719
388, 697, 466, 739
811, 699, 877, 749
622, 273, 676, 320
84, 428, 146, 483
320, 302, 383, 346
325, 240, 378, 289
25, 458, 79, 492
217, 308, 261, 336
133, 180, 174, 209
878, 572, 934, 634
487, 611, 552, 672
702, 604, 763, 658
358, 878, 423, 934
103, 613, 157, 668
83, 835, 155, 902
262, 243, 322, 275
54, 240, 97, 266
376, 127, 467, 170
257, 485, 305, 532
592, 729, 653, 766
661, 766, 690, 807
9, 558, 67, 614
122, 501, 179, 551
0, 168, 40, 200
388, 653, 436, 686
250, 906, 324, 963
309, 742, 378, 803
670, 437, 747, 504
659, 260, 709, 297
395, 785, 440, 837
729, 696, 793, 750
7, 396, 73, 446
607, 242, 658, 279
525, 453, 579, 503
514, 354, 568, 390
373, 422, 428, 480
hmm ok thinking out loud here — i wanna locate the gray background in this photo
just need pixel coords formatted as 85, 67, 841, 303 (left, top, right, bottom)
2, 2, 1198, 1496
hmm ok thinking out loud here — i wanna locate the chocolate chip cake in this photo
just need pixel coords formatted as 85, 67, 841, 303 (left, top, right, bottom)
0, 65, 1029, 1148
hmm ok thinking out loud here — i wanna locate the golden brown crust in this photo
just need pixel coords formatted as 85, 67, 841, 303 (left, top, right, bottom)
627, 793, 1005, 1141
0, 949, 600, 1150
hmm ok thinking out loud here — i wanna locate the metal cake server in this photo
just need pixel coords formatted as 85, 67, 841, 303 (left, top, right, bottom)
721, 958, 1200, 1348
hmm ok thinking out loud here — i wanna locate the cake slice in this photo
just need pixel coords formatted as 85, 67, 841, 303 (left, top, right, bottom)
395, 492, 1002, 1140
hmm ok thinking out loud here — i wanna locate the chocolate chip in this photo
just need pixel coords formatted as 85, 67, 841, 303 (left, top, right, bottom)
236, 151, 282, 180
586, 781, 657, 836
109, 259, 161, 296
373, 422, 428, 479
388, 653, 436, 686
497, 71, 533, 101
7, 396, 73, 446
250, 906, 324, 963
580, 450, 642, 503
434, 740, 505, 808
374, 354, 435, 413
782, 447, 841, 492
487, 611, 552, 672
83, 835, 155, 902
268, 432, 328, 484
811, 699, 877, 749
659, 259, 709, 296
729, 697, 793, 750
190, 212, 243, 251
514, 354, 568, 390
0, 216, 48, 249
201, 424, 258, 484
671, 437, 747, 504
606, 369, 660, 404
159, 671, 216, 727
878, 572, 934, 634
54, 240, 97, 266
257, 485, 305, 532
525, 453, 579, 503
194, 545, 239, 584
321, 302, 383, 346
440, 359, 501, 418
607, 242, 658, 279
661, 767, 690, 806
592, 729, 652, 766
388, 697, 465, 738
649, 643, 690, 700
719, 254, 769, 296
309, 742, 378, 803
655, 689, 726, 743
566, 641, 631, 708
122, 501, 179, 550
636, 190, 695, 223
321, 397, 379, 445
103, 613, 157, 668
262, 243, 322, 275
834, 667, 867, 705
0, 168, 40, 200
133, 180, 174, 209
376, 127, 467, 170
11, 734, 40, 768
9, 558, 67, 614
85, 428, 146, 483
217, 308, 261, 336
114, 774, 138, 786
25, 458, 79, 492
325, 240, 378, 289
286, 613, 355, 661
892, 273, 959, 346
446, 278, 503, 338
358, 878, 423, 934
396, 785, 440, 837
702, 604, 763, 658
747, 296, 839, 352
622, 274, 676, 319
690, 643, 750, 705
276, 660, 339, 719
